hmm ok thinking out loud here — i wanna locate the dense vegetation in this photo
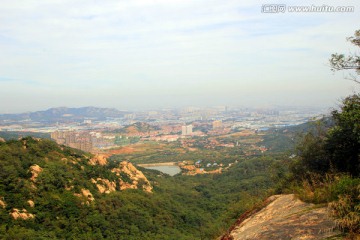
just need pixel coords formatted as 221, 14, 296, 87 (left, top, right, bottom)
288, 93, 360, 237
287, 30, 360, 238
259, 118, 333, 153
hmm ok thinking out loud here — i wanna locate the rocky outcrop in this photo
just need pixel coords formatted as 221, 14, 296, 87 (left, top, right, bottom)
0, 198, 6, 208
10, 208, 35, 220
91, 178, 116, 194
86, 153, 152, 193
22, 139, 27, 149
0, 137, 5, 142
74, 188, 95, 205
29, 164, 42, 182
65, 185, 74, 191
89, 154, 108, 166
81, 188, 95, 202
118, 179, 138, 191
224, 194, 340, 240
27, 200, 35, 208
112, 161, 152, 193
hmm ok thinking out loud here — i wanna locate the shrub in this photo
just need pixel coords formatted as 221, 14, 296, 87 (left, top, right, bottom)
329, 178, 360, 235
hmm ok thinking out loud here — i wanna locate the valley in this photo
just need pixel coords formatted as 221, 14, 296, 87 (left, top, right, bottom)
0, 102, 358, 239
1, 2, 359, 238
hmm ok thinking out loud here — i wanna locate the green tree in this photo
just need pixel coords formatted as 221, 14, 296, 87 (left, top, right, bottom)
293, 131, 328, 176
326, 94, 360, 176
327, 29, 360, 176
293, 94, 360, 177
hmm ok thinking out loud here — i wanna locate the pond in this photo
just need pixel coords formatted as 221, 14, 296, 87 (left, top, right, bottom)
144, 165, 181, 176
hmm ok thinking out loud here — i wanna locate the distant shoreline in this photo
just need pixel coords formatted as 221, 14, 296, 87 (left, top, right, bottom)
137, 162, 177, 167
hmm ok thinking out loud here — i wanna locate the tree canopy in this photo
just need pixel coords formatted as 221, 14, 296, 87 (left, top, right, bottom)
293, 30, 360, 178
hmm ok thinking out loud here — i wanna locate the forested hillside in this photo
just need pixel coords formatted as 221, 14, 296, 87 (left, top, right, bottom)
0, 137, 285, 239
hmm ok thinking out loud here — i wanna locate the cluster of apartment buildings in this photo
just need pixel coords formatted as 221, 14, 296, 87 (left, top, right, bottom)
51, 131, 115, 152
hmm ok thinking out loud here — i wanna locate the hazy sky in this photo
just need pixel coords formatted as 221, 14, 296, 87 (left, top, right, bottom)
1, 0, 360, 113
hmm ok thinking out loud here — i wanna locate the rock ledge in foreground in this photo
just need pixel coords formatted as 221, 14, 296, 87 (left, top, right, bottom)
225, 194, 341, 240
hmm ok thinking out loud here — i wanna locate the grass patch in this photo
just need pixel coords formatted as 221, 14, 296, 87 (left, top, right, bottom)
291, 174, 360, 238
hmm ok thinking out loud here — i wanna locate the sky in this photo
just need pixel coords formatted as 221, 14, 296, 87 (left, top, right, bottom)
0, 0, 360, 113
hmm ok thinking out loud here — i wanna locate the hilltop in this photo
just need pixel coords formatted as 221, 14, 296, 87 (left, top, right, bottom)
113, 122, 160, 135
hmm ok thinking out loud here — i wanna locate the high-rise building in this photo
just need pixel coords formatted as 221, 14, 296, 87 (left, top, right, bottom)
187, 125, 192, 135
182, 124, 193, 136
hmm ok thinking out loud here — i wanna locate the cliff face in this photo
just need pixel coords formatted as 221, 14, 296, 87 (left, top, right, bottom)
224, 194, 341, 240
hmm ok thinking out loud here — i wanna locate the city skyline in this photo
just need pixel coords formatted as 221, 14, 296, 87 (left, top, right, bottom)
1, 0, 360, 113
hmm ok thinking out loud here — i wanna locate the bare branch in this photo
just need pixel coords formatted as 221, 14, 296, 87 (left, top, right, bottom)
329, 30, 360, 84
344, 74, 360, 84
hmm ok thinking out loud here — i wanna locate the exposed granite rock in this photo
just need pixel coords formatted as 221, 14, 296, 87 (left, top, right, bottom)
27, 200, 35, 208
10, 208, 35, 220
226, 194, 340, 240
74, 188, 95, 205
29, 164, 43, 182
91, 178, 116, 194
112, 161, 152, 193
65, 185, 74, 191
118, 179, 138, 191
0, 198, 6, 208
89, 154, 108, 166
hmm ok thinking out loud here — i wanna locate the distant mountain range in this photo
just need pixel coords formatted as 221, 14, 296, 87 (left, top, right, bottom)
0, 107, 129, 123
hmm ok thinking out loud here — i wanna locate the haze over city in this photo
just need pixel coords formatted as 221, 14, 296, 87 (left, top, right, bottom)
1, 0, 360, 113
